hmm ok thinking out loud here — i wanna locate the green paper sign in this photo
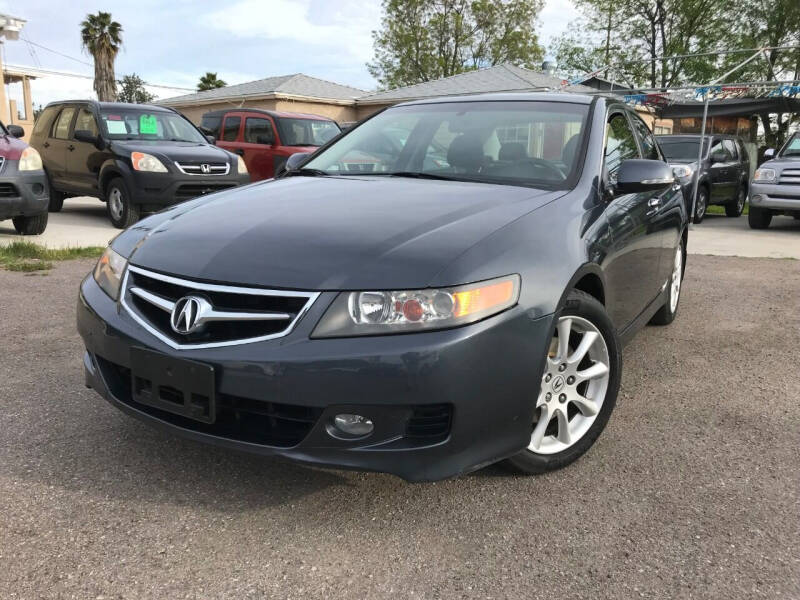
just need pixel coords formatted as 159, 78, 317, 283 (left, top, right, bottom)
139, 114, 158, 134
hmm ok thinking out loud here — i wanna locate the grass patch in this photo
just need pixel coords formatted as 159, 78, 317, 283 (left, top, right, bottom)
706, 204, 750, 216
0, 241, 104, 272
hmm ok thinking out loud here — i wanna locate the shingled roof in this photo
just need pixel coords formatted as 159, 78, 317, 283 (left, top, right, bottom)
158, 73, 366, 106
357, 64, 594, 104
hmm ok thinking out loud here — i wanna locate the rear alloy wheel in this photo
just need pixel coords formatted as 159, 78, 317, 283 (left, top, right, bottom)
650, 244, 683, 326
504, 290, 621, 474
725, 185, 746, 217
12, 212, 49, 235
693, 187, 708, 223
748, 206, 772, 230
106, 177, 140, 229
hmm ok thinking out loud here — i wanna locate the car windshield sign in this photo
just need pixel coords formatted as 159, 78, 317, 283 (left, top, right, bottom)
302, 101, 589, 188
99, 109, 205, 143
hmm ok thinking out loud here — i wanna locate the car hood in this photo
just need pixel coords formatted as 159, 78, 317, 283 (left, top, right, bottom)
762, 157, 800, 168
120, 176, 561, 290
110, 139, 233, 164
0, 133, 28, 160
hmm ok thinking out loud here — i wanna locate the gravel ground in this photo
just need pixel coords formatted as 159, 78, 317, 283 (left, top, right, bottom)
0, 256, 798, 599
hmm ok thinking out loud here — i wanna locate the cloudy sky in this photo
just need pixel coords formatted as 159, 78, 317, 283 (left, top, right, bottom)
2, 0, 580, 109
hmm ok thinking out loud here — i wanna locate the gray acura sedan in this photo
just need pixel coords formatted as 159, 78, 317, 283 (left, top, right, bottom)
78, 93, 687, 481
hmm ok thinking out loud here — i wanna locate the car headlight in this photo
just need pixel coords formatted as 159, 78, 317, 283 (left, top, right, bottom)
753, 168, 776, 182
131, 151, 167, 173
18, 147, 43, 171
93, 247, 128, 300
671, 164, 694, 180
312, 275, 520, 338
237, 157, 248, 174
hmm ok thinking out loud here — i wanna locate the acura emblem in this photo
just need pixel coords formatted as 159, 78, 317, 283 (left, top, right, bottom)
200, 163, 211, 174
170, 295, 210, 334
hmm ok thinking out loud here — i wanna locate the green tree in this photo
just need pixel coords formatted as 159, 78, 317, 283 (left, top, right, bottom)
368, 0, 544, 89
197, 72, 227, 91
81, 11, 123, 102
117, 73, 155, 104
553, 0, 730, 88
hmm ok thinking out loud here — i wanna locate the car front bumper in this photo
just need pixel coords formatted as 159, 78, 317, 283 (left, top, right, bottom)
124, 170, 251, 211
750, 182, 800, 212
78, 273, 554, 482
0, 162, 49, 220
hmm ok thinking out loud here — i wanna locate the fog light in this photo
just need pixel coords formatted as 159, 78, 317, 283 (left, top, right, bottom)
330, 413, 374, 438
751, 194, 763, 203
32, 183, 44, 195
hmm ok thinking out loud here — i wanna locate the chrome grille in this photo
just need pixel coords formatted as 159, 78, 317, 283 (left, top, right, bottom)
779, 168, 800, 185
174, 161, 230, 176
121, 266, 319, 349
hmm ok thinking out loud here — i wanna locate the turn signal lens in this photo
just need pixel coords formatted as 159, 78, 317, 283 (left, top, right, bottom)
93, 246, 128, 300
237, 157, 249, 174
312, 275, 520, 338
453, 279, 515, 318
131, 151, 167, 172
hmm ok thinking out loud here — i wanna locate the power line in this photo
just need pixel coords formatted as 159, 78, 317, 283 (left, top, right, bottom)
4, 63, 195, 92
20, 37, 93, 67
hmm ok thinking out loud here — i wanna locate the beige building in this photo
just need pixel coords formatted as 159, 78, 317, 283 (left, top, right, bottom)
1, 13, 38, 141
159, 64, 672, 135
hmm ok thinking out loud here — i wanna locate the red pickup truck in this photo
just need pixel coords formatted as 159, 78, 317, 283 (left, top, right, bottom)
200, 109, 341, 181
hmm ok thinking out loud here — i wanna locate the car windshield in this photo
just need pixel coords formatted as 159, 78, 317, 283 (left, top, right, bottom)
302, 101, 589, 187
780, 134, 800, 157
277, 118, 340, 146
658, 138, 709, 161
99, 109, 206, 143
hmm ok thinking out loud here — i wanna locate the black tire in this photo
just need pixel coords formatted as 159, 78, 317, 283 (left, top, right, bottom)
48, 188, 65, 212
650, 242, 684, 326
503, 290, 622, 475
748, 206, 772, 230
12, 212, 48, 235
692, 186, 708, 224
105, 177, 140, 229
725, 184, 746, 217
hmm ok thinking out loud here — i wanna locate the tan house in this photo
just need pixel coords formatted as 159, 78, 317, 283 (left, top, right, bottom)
159, 63, 672, 133
1, 13, 37, 141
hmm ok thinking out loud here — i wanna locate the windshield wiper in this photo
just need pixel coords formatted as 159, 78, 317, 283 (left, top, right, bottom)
382, 171, 463, 181
287, 167, 329, 177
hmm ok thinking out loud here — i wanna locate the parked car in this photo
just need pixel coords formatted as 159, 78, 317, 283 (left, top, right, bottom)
200, 109, 340, 181
78, 93, 688, 482
0, 120, 49, 235
30, 101, 250, 228
656, 134, 750, 223
748, 132, 800, 229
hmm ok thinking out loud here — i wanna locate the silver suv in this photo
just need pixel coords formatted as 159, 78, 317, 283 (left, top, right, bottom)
749, 133, 800, 229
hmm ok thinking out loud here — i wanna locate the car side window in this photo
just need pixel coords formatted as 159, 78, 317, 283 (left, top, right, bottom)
708, 139, 725, 160
631, 116, 661, 161
604, 113, 640, 183
33, 106, 59, 137
73, 107, 99, 137
723, 139, 738, 160
52, 107, 76, 140
244, 117, 274, 144
222, 116, 241, 142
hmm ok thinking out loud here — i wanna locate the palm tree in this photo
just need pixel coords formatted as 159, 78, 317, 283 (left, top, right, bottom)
81, 12, 123, 102
197, 72, 227, 91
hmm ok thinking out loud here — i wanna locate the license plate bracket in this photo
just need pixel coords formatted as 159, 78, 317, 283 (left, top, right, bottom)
130, 347, 216, 424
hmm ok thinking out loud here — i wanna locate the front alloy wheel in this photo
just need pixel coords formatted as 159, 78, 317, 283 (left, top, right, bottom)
693, 187, 707, 223
504, 290, 621, 474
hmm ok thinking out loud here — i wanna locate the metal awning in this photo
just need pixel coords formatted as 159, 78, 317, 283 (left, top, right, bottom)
657, 96, 800, 118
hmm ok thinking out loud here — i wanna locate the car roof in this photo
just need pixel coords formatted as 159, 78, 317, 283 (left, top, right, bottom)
201, 108, 335, 121
395, 91, 596, 107
44, 100, 175, 113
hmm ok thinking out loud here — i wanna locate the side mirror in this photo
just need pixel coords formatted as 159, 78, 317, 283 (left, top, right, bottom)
256, 133, 275, 146
763, 148, 775, 159
615, 159, 674, 194
74, 129, 104, 149
205, 134, 216, 145
284, 151, 311, 172
710, 150, 726, 164
7, 124, 24, 138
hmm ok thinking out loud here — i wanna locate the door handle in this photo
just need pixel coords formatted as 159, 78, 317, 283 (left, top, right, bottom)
43, 141, 50, 148
648, 197, 661, 207
235, 149, 245, 156
67, 145, 75, 151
